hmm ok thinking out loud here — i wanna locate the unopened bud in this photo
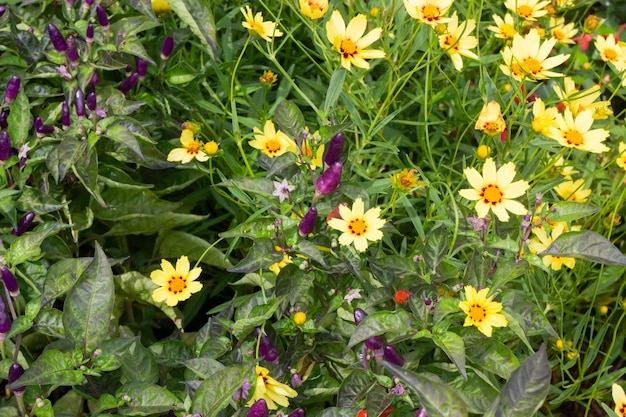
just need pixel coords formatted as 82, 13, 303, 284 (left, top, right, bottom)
246, 399, 269, 417
415, 408, 428, 417
4, 75, 20, 104
324, 132, 344, 166
424, 297, 432, 306
8, 363, 25, 395
161, 36, 174, 59
299, 206, 318, 237
86, 24, 94, 44
48, 24, 67, 52
119, 73, 139, 95
0, 7, 6, 18
316, 161, 342, 195
0, 131, 11, 161
383, 345, 405, 367
96, 5, 109, 30
90, 70, 100, 87
75, 88, 85, 117
67, 35, 79, 63
365, 335, 385, 351
0, 110, 8, 129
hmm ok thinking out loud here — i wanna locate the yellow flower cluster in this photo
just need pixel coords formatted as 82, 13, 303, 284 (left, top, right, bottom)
167, 122, 219, 164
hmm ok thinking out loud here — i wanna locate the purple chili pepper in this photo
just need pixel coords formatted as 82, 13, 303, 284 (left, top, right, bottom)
119, 73, 138, 95
0, 131, 11, 161
0, 7, 6, 18
85, 0, 93, 5
67, 35, 78, 63
246, 399, 269, 417
0, 294, 10, 341
136, 57, 148, 77
0, 110, 8, 129
255, 327, 279, 362
383, 345, 405, 367
96, 5, 109, 30
365, 335, 385, 351
48, 24, 67, 52
4, 75, 20, 104
12, 211, 34, 236
1, 268, 19, 298
86, 24, 94, 45
75, 88, 85, 117
87, 92, 97, 111
288, 409, 305, 417
354, 308, 367, 325
324, 132, 344, 166
8, 363, 25, 395
161, 36, 174, 60
90, 70, 100, 87
35, 117, 54, 137
299, 207, 318, 237
62, 101, 70, 129
316, 161, 342, 195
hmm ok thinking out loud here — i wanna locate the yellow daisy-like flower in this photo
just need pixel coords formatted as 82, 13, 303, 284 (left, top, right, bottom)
438, 12, 478, 71
269, 246, 292, 275
551, 155, 578, 179
392, 168, 423, 192
487, 13, 517, 40
549, 16, 578, 45
504, 0, 550, 21
500, 29, 569, 81
327, 198, 386, 252
151, 0, 171, 14
617, 142, 626, 169
249, 120, 297, 158
299, 0, 328, 20
595, 35, 624, 64
458, 285, 508, 337
150, 256, 203, 307
548, 109, 610, 153
613, 384, 626, 417
554, 179, 591, 202
241, 5, 283, 42
528, 222, 576, 270
260, 70, 278, 86
325, 11, 385, 71
459, 158, 530, 222
248, 365, 298, 410
403, 0, 453, 26
475, 101, 506, 136
531, 98, 558, 136
167, 129, 209, 164
553, 77, 612, 119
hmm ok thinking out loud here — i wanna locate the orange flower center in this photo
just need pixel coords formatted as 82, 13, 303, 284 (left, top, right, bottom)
422, 4, 440, 21
481, 184, 503, 205
511, 62, 523, 77
523, 57, 542, 74
604, 48, 618, 61
517, 5, 533, 18
564, 129, 584, 146
340, 39, 357, 58
400, 170, 416, 187
186, 140, 201, 155
502, 24, 516, 38
483, 121, 502, 135
249, 22, 264, 34
469, 304, 487, 322
307, 0, 323, 11
553, 30, 564, 41
265, 138, 283, 155
348, 218, 367, 236
443, 35, 458, 50
168, 275, 187, 294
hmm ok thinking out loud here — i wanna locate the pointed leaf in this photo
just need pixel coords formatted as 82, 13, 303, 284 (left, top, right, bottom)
541, 230, 626, 265
43, 258, 92, 301
228, 238, 282, 273
158, 230, 232, 269
190, 364, 252, 416
548, 202, 599, 223
7, 91, 30, 147
324, 68, 346, 115
167, 0, 217, 59
275, 100, 305, 141
432, 331, 466, 380
46, 138, 87, 183
6, 222, 72, 266
347, 310, 413, 349
117, 382, 183, 416
8, 350, 83, 388
73, 150, 106, 207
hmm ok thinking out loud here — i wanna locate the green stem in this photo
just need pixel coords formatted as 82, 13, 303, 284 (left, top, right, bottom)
230, 36, 254, 176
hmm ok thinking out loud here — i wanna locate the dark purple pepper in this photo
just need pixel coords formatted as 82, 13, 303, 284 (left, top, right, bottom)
67, 35, 78, 62
0, 110, 8, 129
75, 88, 85, 117
96, 5, 109, 29
246, 399, 269, 417
1, 268, 19, 298
424, 297, 432, 306
8, 363, 25, 394
13, 212, 34, 236
87, 92, 97, 111
4, 75, 20, 104
90, 70, 100, 87
62, 101, 70, 128
354, 308, 367, 325
415, 408, 428, 417
119, 73, 139, 95
255, 328, 279, 362
0, 131, 11, 161
85, 0, 94, 5
288, 409, 305, 417
161, 36, 174, 60
136, 57, 148, 77
48, 24, 67, 52
0, 294, 10, 340
299, 207, 318, 237
383, 345, 405, 367
324, 132, 344, 166
86, 24, 94, 44
0, 7, 6, 18
125, 64, 132, 74
364, 335, 385, 351
35, 117, 54, 136
316, 161, 342, 195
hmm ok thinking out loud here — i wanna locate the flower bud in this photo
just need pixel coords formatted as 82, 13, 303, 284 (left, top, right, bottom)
67, 35, 79, 63
96, 5, 109, 30
324, 132, 344, 166
12, 211, 34, 236
136, 57, 149, 77
353, 308, 367, 325
87, 92, 97, 111
1, 268, 20, 298
383, 345, 404, 367
62, 101, 70, 129
255, 327, 279, 362
75, 88, 85, 117
48, 24, 67, 52
246, 399, 269, 417
35, 117, 54, 137
0, 294, 10, 341
288, 409, 305, 417
299, 207, 318, 237
8, 363, 25, 395
0, 131, 11, 161
4, 75, 20, 104
86, 24, 94, 44
316, 161, 342, 195
161, 36, 174, 59
119, 73, 139, 95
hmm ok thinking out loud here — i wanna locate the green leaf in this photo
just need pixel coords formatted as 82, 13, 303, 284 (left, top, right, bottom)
228, 238, 283, 274
541, 230, 626, 265
423, 225, 449, 277
485, 345, 550, 417
104, 213, 207, 236
465, 338, 519, 379
324, 68, 346, 115
489, 260, 528, 294
231, 297, 283, 340
382, 362, 468, 417
17, 186, 67, 214
347, 310, 413, 349
46, 138, 87, 183
43, 258, 92, 302
62, 242, 115, 356
432, 331, 466, 380
7, 91, 30, 147
157, 230, 232, 269
124, 0, 159, 21
548, 201, 599, 223
190, 365, 252, 416
102, 123, 144, 159
274, 99, 305, 141
8, 349, 83, 388
93, 188, 181, 220
91, 337, 137, 372
121, 342, 159, 383
183, 358, 225, 379
34, 308, 65, 338
167, 0, 217, 59
6, 222, 72, 266
117, 382, 183, 416
91, 393, 125, 416
73, 150, 106, 207
337, 369, 372, 407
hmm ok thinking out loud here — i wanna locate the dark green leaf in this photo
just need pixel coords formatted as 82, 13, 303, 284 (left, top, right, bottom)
105, 213, 207, 236
46, 138, 87, 183
7, 91, 30, 147
124, 0, 159, 21
347, 310, 413, 348
432, 331, 466, 380
93, 188, 181, 220
324, 69, 346, 115
91, 393, 125, 416
190, 365, 252, 416
465, 338, 519, 379
231, 297, 283, 340
183, 358, 225, 379
73, 150, 106, 207
275, 100, 305, 141
198, 336, 231, 359
541, 230, 626, 265
102, 124, 144, 159
423, 225, 449, 277
228, 238, 283, 273
117, 382, 183, 416
43, 258, 92, 302
548, 202, 599, 223
34, 308, 65, 338
337, 369, 372, 407
121, 342, 159, 383
167, 0, 217, 59
6, 222, 72, 266
8, 350, 83, 388
91, 337, 137, 372
16, 187, 67, 214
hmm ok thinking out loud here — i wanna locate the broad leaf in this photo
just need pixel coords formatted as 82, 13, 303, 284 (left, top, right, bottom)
432, 331, 466, 380
7, 91, 30, 147
157, 230, 232, 269
8, 349, 83, 388
6, 222, 72, 266
117, 382, 183, 416
324, 68, 346, 115
348, 310, 413, 348
43, 258, 92, 302
46, 138, 86, 183
275, 99, 305, 141
541, 230, 626, 265
548, 201, 599, 223
167, 0, 217, 59
191, 365, 252, 416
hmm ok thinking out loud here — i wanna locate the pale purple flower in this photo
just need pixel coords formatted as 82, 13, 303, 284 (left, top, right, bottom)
232, 378, 252, 401
272, 179, 295, 203
390, 383, 406, 396
57, 65, 72, 80
467, 216, 488, 232
343, 288, 362, 303
17, 143, 31, 160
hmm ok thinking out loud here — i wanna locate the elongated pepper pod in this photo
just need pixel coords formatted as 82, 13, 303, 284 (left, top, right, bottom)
67, 35, 79, 63
4, 75, 20, 104
0, 131, 11, 161
1, 268, 19, 297
96, 5, 109, 30
161, 36, 174, 59
86, 24, 94, 45
86, 92, 97, 111
255, 327, 279, 362
316, 161, 342, 195
299, 207, 318, 237
8, 363, 25, 395
75, 88, 85, 117
119, 73, 139, 95
48, 24, 67, 52
246, 399, 269, 417
136, 57, 149, 77
0, 294, 10, 341
35, 117, 54, 137
12, 211, 34, 236
324, 132, 344, 166
383, 345, 405, 367
61, 101, 70, 129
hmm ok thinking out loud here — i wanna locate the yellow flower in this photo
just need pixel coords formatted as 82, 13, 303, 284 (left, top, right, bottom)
241, 5, 283, 42
327, 198, 386, 252
528, 222, 576, 270
531, 98, 558, 135
299, 0, 328, 20
299, 131, 324, 169
613, 384, 626, 417
249, 120, 297, 158
204, 141, 219, 156
594, 35, 624, 64
555, 339, 564, 350
549, 16, 578, 45
438, 12, 478, 71
151, 0, 172, 14
458, 286, 508, 337
248, 365, 298, 410
477, 145, 491, 159
548, 109, 609, 153
370, 7, 380, 18
392, 168, 422, 192
260, 70, 278, 86
504, 0, 550, 21
487, 13, 517, 40
293, 311, 307, 325
553, 77, 612, 119
403, 0, 453, 26
475, 101, 506, 136
150, 256, 203, 307
599, 305, 609, 314
269, 246, 292, 275
554, 179, 591, 202
500, 29, 569, 81
459, 158, 530, 222
617, 143, 626, 169
552, 155, 578, 179
326, 11, 385, 71
167, 129, 209, 164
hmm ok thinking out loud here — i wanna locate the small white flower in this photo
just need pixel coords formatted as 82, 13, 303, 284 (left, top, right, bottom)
344, 288, 363, 303
272, 178, 296, 203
